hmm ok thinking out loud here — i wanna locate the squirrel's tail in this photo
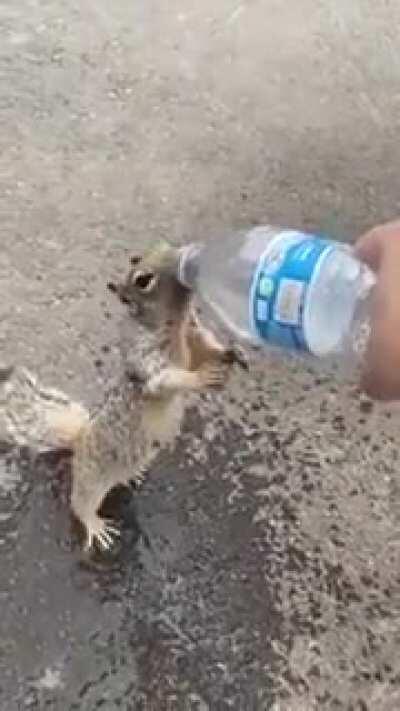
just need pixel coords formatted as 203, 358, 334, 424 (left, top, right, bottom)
0, 365, 89, 453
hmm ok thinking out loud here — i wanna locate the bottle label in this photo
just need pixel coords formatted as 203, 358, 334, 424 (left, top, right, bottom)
250, 231, 335, 352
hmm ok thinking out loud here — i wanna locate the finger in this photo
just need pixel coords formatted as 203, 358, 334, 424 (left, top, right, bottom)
361, 344, 400, 400
354, 231, 382, 271
361, 281, 400, 400
355, 220, 400, 271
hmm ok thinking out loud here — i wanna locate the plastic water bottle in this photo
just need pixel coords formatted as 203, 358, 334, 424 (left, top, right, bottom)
178, 226, 376, 365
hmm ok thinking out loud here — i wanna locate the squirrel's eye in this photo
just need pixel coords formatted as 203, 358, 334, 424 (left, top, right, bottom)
134, 271, 157, 292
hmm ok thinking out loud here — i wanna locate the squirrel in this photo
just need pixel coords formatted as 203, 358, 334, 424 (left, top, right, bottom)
0, 241, 245, 551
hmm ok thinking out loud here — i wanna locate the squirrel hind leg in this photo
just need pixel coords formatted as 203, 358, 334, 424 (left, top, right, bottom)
70, 470, 120, 551
83, 514, 120, 551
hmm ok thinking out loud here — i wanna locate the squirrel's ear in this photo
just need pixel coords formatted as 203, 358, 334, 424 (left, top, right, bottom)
130, 255, 142, 266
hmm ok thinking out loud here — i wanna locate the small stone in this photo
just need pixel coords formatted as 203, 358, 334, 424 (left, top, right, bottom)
23, 693, 37, 707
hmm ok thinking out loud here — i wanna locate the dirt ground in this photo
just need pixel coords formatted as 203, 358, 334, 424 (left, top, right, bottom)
1, 1, 399, 709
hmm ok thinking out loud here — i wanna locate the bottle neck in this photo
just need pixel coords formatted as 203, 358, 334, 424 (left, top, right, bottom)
177, 242, 203, 288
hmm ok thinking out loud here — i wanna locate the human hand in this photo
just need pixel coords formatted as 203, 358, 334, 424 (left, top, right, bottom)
355, 220, 400, 400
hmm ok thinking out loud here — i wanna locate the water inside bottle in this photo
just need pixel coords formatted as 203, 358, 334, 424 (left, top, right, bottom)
195, 227, 279, 341
305, 248, 374, 359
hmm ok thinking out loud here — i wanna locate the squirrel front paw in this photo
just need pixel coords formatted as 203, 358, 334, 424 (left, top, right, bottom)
219, 345, 249, 371
198, 363, 229, 389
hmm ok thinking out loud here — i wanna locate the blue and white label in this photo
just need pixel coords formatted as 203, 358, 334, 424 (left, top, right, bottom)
250, 231, 335, 352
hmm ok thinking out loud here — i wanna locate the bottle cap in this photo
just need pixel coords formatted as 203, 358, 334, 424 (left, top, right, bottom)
177, 243, 202, 287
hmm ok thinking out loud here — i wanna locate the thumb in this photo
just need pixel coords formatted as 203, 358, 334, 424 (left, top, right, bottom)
354, 229, 383, 271
355, 220, 400, 271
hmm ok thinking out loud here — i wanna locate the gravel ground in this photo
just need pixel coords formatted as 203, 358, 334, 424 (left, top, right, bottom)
1, 1, 400, 709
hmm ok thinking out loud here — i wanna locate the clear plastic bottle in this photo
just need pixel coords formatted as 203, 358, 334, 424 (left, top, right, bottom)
178, 226, 376, 365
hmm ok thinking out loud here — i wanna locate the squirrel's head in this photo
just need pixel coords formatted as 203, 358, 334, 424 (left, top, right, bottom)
108, 240, 191, 327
